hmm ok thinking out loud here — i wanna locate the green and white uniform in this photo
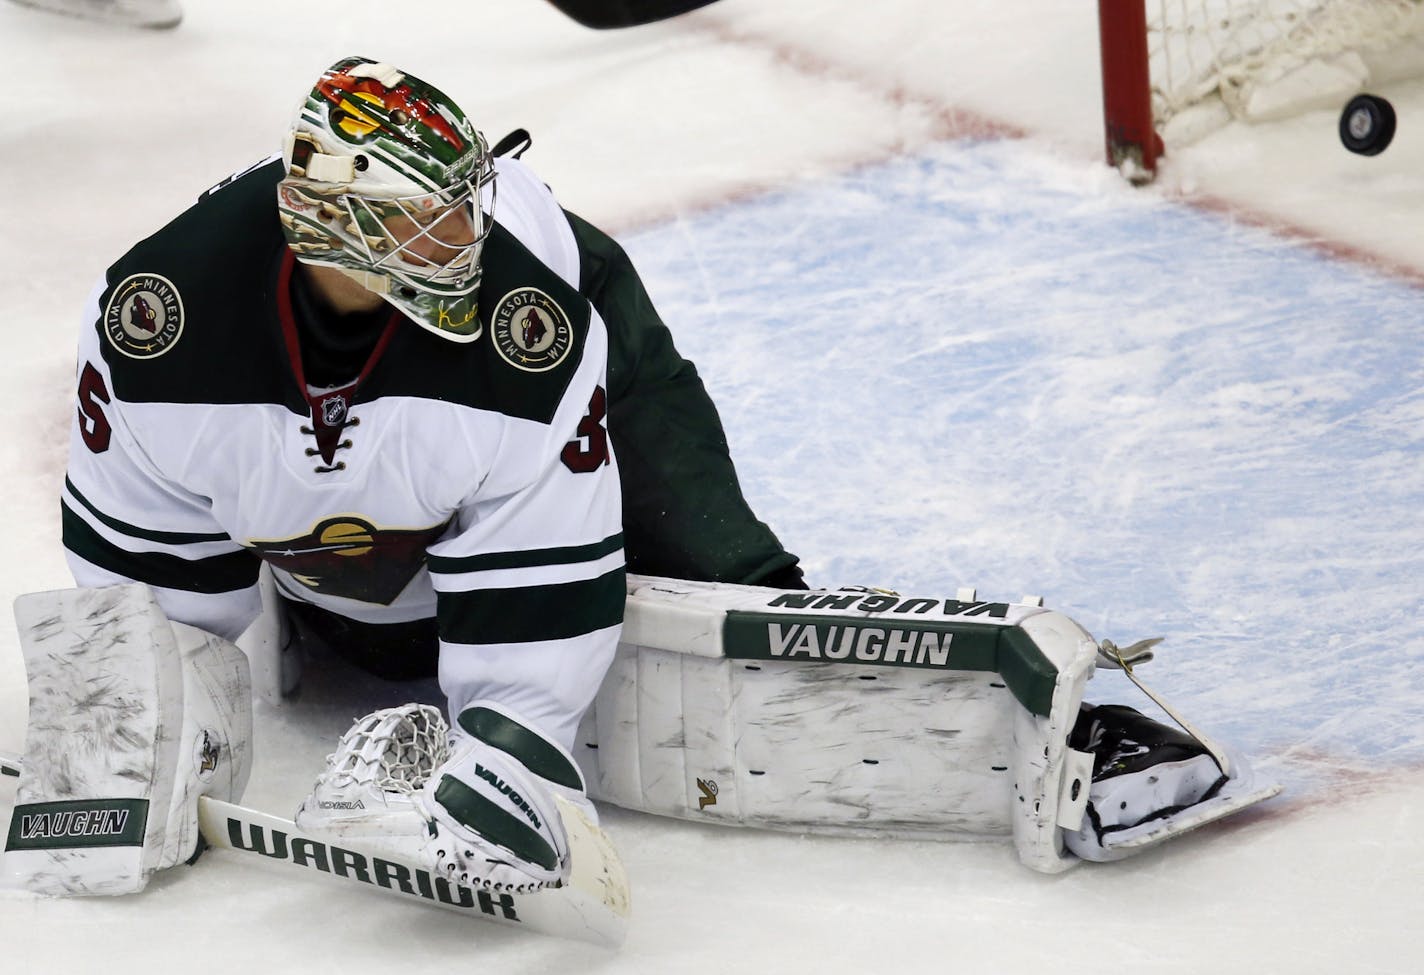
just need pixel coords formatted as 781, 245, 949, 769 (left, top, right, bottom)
64, 153, 801, 747
64, 156, 626, 747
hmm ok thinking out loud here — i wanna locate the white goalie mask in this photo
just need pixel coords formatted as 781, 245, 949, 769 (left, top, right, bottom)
277, 56, 497, 342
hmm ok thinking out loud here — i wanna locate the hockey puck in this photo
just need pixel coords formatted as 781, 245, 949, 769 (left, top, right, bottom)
1339, 94, 1396, 156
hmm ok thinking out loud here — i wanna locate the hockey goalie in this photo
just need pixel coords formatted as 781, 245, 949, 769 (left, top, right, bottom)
2, 54, 1276, 933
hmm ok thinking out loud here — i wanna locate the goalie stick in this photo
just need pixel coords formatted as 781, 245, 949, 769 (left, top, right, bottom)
200, 794, 629, 947
1, 752, 630, 948
543, 0, 719, 29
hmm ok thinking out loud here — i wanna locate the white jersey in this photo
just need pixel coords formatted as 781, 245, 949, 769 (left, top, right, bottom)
62, 157, 623, 747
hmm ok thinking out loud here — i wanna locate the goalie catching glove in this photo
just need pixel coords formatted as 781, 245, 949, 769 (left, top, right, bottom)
416, 702, 590, 893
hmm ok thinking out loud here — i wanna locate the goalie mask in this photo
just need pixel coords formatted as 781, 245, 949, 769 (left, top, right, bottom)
277, 56, 496, 343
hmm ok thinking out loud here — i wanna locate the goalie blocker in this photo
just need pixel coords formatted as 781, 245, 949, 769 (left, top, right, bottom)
576, 575, 1279, 872
2, 585, 252, 894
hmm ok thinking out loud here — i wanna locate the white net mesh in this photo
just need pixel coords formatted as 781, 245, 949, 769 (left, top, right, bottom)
1150, 0, 1424, 141
322, 703, 451, 796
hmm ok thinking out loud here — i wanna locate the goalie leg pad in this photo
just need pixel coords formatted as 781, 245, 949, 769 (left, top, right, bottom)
234, 564, 300, 707
3, 584, 252, 894
578, 576, 1101, 873
579, 575, 1280, 872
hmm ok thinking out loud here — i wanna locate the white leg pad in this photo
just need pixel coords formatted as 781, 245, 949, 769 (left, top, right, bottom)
576, 576, 1101, 873
3, 584, 252, 894
234, 564, 299, 707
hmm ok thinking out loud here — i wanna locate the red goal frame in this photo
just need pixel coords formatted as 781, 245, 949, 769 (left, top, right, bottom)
1098, 0, 1163, 181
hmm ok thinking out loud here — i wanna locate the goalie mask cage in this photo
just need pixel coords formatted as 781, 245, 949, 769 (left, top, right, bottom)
1098, 0, 1424, 181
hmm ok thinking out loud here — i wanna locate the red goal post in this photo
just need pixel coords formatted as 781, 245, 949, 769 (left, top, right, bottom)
1099, 0, 1162, 183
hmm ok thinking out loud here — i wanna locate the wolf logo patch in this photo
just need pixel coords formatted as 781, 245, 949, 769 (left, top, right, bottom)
491, 287, 573, 372
103, 274, 184, 360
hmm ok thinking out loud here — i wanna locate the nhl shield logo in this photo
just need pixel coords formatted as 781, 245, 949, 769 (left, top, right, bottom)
491, 287, 573, 373
103, 273, 185, 360
320, 394, 347, 426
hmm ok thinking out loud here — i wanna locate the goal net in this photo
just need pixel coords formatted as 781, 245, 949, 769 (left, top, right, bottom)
1100, 0, 1424, 176
1156, 1, 1424, 135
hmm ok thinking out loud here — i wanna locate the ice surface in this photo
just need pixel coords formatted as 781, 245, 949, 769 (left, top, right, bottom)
2, 1, 1422, 971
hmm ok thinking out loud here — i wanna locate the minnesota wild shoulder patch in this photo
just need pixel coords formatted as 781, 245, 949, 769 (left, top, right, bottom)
491, 287, 573, 373
103, 273, 184, 360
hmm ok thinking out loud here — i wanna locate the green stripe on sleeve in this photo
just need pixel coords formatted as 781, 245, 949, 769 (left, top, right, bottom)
62, 502, 259, 595
437, 566, 625, 645
65, 477, 233, 545
428, 533, 623, 575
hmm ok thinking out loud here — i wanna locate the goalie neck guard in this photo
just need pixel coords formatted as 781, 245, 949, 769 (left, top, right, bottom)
277, 55, 496, 343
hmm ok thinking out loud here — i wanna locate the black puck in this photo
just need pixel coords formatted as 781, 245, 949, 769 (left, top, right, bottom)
1339, 94, 1396, 156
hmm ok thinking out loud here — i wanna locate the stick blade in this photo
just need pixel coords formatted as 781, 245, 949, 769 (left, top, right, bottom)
544, 0, 719, 29
198, 796, 630, 947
